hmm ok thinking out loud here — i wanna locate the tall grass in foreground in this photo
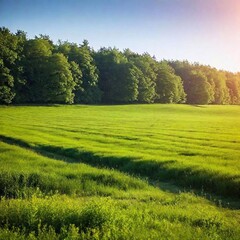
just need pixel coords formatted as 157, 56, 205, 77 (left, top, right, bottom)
1, 195, 240, 240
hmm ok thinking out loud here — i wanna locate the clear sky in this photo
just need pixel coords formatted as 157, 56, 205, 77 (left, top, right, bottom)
0, 0, 239, 72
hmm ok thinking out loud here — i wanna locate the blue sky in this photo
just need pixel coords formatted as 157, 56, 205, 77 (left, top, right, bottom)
1, 0, 239, 72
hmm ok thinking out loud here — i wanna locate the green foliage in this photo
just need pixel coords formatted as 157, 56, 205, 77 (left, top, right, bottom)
226, 72, 240, 104
169, 61, 211, 104
95, 48, 138, 103
0, 27, 19, 66
205, 69, 230, 104
155, 62, 186, 103
76, 40, 101, 104
169, 60, 238, 105
20, 40, 75, 103
0, 60, 15, 104
21, 39, 52, 102
0, 27, 19, 104
44, 53, 75, 103
186, 70, 212, 104
107, 62, 139, 103
57, 40, 101, 104
70, 61, 83, 91
125, 51, 157, 103
1, 27, 240, 105
24, 39, 52, 58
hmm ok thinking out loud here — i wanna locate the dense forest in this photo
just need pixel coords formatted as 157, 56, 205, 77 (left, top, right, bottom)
1, 27, 240, 105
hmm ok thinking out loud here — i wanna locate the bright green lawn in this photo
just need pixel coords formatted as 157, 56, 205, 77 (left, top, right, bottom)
0, 104, 240, 239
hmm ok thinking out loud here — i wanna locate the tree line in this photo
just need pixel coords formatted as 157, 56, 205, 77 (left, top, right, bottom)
1, 27, 240, 105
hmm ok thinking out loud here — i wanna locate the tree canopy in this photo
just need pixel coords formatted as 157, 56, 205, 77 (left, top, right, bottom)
1, 27, 240, 105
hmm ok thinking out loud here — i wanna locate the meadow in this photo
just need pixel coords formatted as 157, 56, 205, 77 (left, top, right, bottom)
0, 104, 239, 239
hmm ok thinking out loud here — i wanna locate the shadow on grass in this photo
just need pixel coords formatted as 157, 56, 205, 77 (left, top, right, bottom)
0, 134, 239, 209
9, 104, 62, 107
189, 105, 207, 108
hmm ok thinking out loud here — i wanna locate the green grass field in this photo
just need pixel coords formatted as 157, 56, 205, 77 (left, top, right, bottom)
0, 104, 240, 239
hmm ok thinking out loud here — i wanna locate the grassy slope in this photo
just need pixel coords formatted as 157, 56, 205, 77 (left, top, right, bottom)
0, 104, 240, 239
